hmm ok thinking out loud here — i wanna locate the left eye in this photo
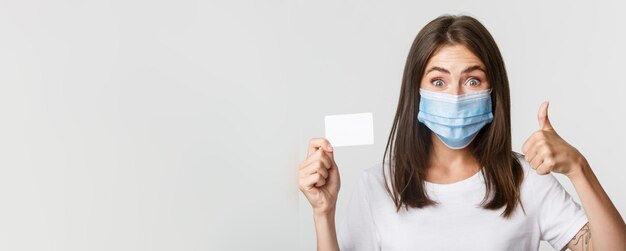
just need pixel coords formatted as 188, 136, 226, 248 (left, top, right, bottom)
465, 78, 481, 86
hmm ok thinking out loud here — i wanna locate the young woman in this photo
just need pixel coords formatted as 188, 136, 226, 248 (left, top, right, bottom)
298, 15, 626, 251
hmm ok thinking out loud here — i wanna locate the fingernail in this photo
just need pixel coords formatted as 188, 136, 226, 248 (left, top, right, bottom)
327, 143, 333, 151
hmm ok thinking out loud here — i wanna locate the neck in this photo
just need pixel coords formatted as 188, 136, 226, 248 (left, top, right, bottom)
428, 133, 480, 174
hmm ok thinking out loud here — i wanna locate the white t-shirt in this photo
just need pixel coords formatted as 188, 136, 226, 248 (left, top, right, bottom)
337, 152, 588, 251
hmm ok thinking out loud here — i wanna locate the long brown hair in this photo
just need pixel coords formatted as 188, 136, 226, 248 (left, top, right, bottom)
382, 14, 524, 218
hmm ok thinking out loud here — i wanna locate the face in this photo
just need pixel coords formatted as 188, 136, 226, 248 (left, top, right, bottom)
420, 44, 490, 95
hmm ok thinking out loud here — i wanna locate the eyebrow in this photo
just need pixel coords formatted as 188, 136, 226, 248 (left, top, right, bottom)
425, 65, 486, 74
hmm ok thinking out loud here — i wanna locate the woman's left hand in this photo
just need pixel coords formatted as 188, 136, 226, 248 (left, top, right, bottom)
521, 101, 587, 178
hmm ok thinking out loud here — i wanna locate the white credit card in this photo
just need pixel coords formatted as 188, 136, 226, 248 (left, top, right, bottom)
324, 112, 374, 147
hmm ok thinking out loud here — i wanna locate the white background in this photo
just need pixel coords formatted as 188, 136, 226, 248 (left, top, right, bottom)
0, 1, 625, 250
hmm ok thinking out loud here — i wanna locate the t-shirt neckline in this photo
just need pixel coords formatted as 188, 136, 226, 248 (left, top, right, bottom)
424, 168, 483, 191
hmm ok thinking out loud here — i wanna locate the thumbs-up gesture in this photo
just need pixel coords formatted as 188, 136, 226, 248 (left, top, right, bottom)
521, 101, 587, 177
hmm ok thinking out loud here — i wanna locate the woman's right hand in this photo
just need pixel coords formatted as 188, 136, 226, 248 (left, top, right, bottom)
299, 137, 341, 215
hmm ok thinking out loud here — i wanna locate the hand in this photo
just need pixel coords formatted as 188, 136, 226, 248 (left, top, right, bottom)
298, 137, 341, 215
521, 101, 586, 177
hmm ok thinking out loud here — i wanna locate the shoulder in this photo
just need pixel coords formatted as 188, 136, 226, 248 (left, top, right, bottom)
513, 151, 557, 185
512, 151, 571, 203
362, 160, 391, 186
512, 154, 587, 249
355, 160, 395, 198
362, 161, 385, 179
512, 151, 532, 174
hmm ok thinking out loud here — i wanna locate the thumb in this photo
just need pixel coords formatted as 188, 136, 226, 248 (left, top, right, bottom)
326, 160, 340, 191
537, 101, 554, 131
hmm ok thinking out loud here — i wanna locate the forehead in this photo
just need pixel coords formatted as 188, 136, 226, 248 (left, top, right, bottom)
425, 44, 485, 69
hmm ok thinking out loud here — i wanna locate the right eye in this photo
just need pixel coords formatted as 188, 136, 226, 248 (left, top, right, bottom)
431, 79, 445, 87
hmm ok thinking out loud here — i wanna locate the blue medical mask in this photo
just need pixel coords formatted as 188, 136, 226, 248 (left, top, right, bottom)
417, 88, 493, 149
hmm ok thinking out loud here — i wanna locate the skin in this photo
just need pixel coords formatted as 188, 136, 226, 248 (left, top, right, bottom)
419, 44, 489, 184
298, 138, 339, 251
298, 44, 626, 250
523, 101, 626, 250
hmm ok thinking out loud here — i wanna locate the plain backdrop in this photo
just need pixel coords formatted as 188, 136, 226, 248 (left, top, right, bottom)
0, 0, 625, 250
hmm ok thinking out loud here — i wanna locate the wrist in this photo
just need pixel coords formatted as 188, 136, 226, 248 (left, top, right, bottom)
312, 208, 339, 251
566, 155, 591, 181
313, 210, 336, 235
314, 208, 336, 219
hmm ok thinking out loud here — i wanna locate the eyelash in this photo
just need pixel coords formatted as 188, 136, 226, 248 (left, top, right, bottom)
431, 79, 445, 87
430, 78, 482, 87
465, 78, 481, 86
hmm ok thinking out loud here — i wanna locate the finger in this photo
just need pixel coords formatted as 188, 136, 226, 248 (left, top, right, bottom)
304, 173, 325, 190
300, 147, 324, 169
300, 173, 321, 192
525, 146, 537, 165
537, 101, 554, 131
313, 164, 329, 179
325, 159, 340, 187
316, 153, 333, 170
529, 153, 543, 169
524, 136, 546, 163
307, 137, 334, 158
535, 161, 552, 175
314, 175, 327, 187
300, 160, 330, 179
329, 153, 338, 170
521, 131, 541, 155
521, 137, 532, 156
538, 157, 555, 174
300, 173, 320, 191
300, 148, 332, 170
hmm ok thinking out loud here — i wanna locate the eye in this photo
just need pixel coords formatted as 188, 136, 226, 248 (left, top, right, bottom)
465, 78, 481, 86
431, 79, 445, 87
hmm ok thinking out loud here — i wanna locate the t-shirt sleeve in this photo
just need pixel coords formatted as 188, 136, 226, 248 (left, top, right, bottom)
532, 171, 589, 250
337, 170, 381, 251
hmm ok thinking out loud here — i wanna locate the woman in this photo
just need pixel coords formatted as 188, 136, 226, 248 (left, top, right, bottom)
298, 15, 626, 251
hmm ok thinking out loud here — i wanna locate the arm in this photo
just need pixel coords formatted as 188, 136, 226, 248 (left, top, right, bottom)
314, 210, 340, 251
563, 222, 592, 251
521, 102, 626, 251
298, 138, 341, 251
563, 159, 626, 251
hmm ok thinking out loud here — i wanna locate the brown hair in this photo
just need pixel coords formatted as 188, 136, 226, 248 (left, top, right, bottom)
382, 14, 524, 218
